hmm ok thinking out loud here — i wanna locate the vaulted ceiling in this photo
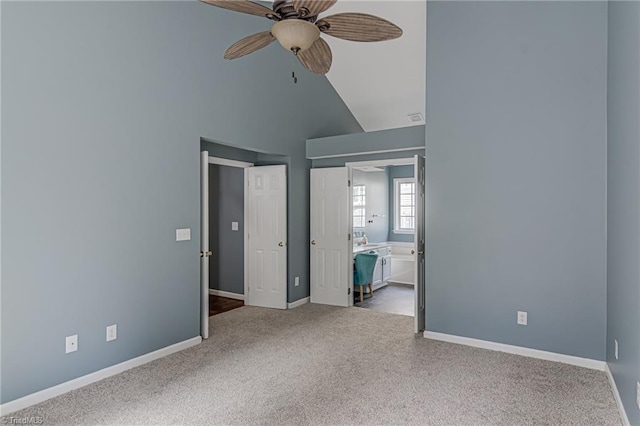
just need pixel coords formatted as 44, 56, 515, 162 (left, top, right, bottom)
261, 0, 426, 132
322, 0, 426, 132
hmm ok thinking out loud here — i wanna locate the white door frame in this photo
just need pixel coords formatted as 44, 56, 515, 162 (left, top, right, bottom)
200, 154, 253, 339
344, 156, 426, 332
201, 152, 210, 339
208, 157, 254, 168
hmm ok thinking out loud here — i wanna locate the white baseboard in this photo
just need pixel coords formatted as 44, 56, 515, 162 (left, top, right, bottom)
288, 297, 310, 309
209, 289, 244, 301
387, 280, 415, 286
424, 331, 606, 371
0, 336, 202, 416
605, 363, 631, 426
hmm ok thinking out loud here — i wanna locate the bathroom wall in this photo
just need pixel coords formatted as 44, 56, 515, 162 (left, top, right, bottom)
352, 169, 389, 243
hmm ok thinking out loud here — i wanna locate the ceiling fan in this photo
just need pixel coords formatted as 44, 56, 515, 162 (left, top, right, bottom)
201, 0, 403, 74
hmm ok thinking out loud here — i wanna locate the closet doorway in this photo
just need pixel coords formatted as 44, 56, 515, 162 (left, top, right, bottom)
207, 157, 251, 317
199, 153, 288, 339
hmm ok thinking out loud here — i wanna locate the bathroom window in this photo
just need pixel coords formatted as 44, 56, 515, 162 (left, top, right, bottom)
394, 178, 415, 233
353, 185, 366, 228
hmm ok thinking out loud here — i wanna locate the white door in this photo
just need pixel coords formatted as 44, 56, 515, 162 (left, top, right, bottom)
200, 151, 210, 339
310, 167, 351, 306
245, 165, 287, 309
414, 155, 426, 333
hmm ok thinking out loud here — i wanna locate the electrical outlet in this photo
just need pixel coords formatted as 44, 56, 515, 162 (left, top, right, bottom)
65, 335, 78, 353
615, 339, 618, 360
517, 311, 528, 326
231, 222, 239, 231
294, 276, 300, 287
106, 324, 117, 342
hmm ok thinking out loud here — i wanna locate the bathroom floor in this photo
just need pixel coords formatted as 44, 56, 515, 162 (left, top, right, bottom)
354, 283, 414, 317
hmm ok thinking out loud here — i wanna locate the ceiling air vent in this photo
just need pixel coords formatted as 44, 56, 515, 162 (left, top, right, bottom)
408, 113, 424, 123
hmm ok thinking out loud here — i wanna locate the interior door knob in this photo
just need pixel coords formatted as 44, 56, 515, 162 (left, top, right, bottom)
410, 250, 415, 255
278, 242, 285, 247
311, 240, 316, 245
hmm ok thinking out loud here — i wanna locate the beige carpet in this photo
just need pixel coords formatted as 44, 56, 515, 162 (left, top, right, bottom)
11, 304, 621, 425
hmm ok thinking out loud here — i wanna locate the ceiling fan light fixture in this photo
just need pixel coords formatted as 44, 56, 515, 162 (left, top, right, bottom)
271, 20, 320, 55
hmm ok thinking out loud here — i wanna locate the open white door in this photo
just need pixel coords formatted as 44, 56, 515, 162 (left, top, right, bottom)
245, 165, 287, 309
200, 151, 210, 339
310, 167, 351, 306
414, 155, 426, 333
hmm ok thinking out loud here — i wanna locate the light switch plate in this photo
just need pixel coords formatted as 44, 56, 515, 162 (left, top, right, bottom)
232, 222, 239, 231
176, 228, 191, 241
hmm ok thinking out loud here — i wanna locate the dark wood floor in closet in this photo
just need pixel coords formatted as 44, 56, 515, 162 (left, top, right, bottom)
209, 295, 244, 316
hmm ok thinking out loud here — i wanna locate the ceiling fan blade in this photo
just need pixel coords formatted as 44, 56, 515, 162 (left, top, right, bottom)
317, 13, 403, 42
298, 37, 332, 74
200, 0, 277, 19
225, 31, 276, 59
292, 0, 337, 18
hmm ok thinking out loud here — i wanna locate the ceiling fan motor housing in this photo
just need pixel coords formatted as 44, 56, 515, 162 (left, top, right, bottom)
273, 0, 317, 21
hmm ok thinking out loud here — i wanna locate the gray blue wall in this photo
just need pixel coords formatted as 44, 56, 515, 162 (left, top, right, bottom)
607, 1, 640, 423
1, 1, 361, 404
425, 1, 607, 360
311, 150, 424, 168
307, 125, 424, 160
209, 164, 244, 295
387, 165, 414, 243
351, 169, 389, 244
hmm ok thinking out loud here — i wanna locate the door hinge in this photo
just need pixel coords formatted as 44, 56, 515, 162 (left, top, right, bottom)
348, 234, 351, 241
348, 180, 351, 187
348, 288, 351, 295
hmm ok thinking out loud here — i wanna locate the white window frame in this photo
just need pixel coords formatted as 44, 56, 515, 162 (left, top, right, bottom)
353, 184, 366, 229
394, 178, 416, 234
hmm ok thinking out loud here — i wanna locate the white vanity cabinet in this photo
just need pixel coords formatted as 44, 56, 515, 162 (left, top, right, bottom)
372, 257, 384, 287
381, 254, 392, 283
355, 245, 392, 292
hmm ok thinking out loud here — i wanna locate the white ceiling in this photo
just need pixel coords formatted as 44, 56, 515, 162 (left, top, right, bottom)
264, 0, 426, 132
322, 0, 426, 132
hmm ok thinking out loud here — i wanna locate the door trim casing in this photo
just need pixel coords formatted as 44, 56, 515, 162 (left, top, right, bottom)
201, 154, 254, 339
340, 156, 425, 333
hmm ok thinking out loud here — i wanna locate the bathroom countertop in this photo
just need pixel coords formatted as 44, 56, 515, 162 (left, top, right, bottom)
353, 243, 390, 254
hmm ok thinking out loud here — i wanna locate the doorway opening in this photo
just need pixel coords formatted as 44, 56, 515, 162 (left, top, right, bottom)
207, 157, 252, 317
350, 161, 416, 317
199, 142, 290, 340
309, 155, 425, 333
